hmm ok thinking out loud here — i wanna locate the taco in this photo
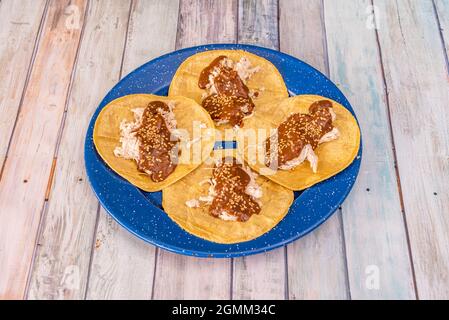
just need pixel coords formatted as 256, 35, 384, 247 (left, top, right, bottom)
168, 50, 288, 132
93, 94, 215, 192
162, 150, 294, 244
236, 95, 361, 190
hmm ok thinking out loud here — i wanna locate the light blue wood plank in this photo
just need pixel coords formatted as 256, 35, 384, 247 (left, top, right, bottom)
324, 0, 416, 299
373, 0, 449, 299
434, 0, 449, 63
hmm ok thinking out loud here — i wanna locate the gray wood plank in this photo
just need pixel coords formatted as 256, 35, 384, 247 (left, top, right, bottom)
279, 0, 349, 300
434, 0, 449, 63
232, 0, 286, 300
238, 0, 278, 49
176, 0, 237, 47
324, 0, 416, 299
373, 0, 449, 299
152, 0, 237, 300
28, 0, 131, 300
86, 0, 180, 300
154, 251, 231, 300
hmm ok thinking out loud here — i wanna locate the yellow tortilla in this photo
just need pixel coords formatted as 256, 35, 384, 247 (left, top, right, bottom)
236, 95, 361, 190
168, 49, 289, 134
93, 94, 216, 192
162, 150, 294, 244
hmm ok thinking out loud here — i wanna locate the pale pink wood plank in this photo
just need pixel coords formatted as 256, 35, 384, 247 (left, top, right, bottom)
86, 0, 180, 300
0, 0, 88, 299
232, 0, 286, 300
27, 0, 132, 300
374, 0, 449, 299
152, 0, 237, 299
0, 0, 47, 166
279, 0, 350, 300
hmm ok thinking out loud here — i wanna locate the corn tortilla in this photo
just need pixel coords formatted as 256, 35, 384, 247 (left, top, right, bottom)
236, 95, 361, 190
162, 150, 294, 244
93, 94, 216, 192
168, 49, 289, 133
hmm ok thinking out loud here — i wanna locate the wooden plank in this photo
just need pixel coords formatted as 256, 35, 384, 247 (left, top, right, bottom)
238, 0, 278, 48
176, 0, 237, 47
27, 0, 132, 300
373, 0, 449, 299
86, 0, 180, 300
0, 0, 47, 168
324, 0, 416, 299
152, 0, 237, 300
279, 0, 349, 300
0, 0, 88, 300
154, 251, 231, 300
434, 0, 449, 61
232, 0, 286, 300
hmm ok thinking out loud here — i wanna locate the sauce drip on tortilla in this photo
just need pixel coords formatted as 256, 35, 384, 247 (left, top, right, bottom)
199, 56, 255, 127
210, 157, 261, 222
265, 100, 334, 167
135, 101, 179, 182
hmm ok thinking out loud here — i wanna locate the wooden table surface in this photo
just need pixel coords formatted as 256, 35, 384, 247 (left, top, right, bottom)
0, 0, 448, 300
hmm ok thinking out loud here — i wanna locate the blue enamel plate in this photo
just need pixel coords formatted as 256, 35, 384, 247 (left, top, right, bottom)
85, 44, 362, 258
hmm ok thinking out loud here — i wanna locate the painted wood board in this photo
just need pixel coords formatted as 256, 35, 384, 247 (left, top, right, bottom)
238, 0, 278, 48
0, 0, 88, 299
151, 0, 236, 300
232, 0, 286, 300
434, 0, 449, 62
373, 0, 449, 299
86, 0, 181, 300
279, 0, 350, 300
176, 0, 237, 47
324, 0, 416, 299
27, 0, 132, 300
0, 0, 47, 168
153, 251, 231, 300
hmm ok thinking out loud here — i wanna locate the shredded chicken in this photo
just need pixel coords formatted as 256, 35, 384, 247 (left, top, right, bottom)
185, 164, 263, 221
319, 127, 340, 144
203, 56, 261, 97
185, 199, 200, 208
219, 211, 238, 221
113, 108, 143, 161
279, 144, 318, 173
113, 102, 177, 162
235, 57, 260, 82
277, 111, 339, 173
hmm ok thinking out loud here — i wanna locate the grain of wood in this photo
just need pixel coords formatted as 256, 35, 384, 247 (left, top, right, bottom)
153, 250, 231, 300
176, 0, 237, 47
0, 0, 88, 300
27, 0, 131, 300
279, 0, 349, 300
324, 0, 416, 299
152, 0, 237, 300
86, 0, 180, 300
373, 0, 449, 299
232, 0, 286, 300
0, 0, 47, 169
434, 0, 449, 64
238, 0, 278, 49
